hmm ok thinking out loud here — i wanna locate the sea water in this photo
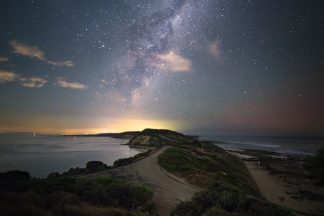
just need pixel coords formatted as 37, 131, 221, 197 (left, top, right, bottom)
200, 135, 324, 155
0, 133, 143, 177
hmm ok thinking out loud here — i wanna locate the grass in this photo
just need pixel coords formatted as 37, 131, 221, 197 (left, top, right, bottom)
158, 145, 258, 195
158, 141, 292, 216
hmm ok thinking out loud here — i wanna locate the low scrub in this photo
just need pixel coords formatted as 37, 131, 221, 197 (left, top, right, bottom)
172, 183, 291, 216
305, 147, 324, 185
158, 147, 258, 195
0, 191, 139, 216
0, 171, 154, 215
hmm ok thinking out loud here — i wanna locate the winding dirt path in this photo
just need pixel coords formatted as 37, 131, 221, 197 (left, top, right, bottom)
93, 147, 201, 216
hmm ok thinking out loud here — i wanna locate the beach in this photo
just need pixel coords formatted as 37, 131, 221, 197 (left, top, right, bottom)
236, 151, 324, 215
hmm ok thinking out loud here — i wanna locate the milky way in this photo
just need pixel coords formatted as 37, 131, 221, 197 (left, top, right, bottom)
0, 0, 323, 135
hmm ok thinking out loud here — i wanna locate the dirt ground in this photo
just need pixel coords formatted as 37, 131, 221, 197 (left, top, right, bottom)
90, 146, 201, 216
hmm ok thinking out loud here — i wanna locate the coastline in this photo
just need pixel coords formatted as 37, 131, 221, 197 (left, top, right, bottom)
228, 150, 324, 215
1, 129, 323, 216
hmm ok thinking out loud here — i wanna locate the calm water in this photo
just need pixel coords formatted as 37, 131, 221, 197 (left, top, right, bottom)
0, 133, 143, 177
200, 135, 324, 155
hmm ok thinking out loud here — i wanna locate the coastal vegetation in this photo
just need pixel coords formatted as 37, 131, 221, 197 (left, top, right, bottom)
172, 183, 291, 216
158, 145, 258, 195
305, 147, 324, 185
155, 131, 292, 216
0, 170, 155, 216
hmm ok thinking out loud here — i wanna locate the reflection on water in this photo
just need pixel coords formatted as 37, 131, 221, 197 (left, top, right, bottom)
0, 133, 143, 177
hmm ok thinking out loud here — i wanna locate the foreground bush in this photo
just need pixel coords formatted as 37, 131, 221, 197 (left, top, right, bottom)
172, 183, 291, 216
0, 191, 138, 216
0, 172, 154, 215
305, 147, 324, 185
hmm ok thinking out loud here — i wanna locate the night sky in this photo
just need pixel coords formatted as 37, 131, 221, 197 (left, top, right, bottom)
0, 0, 323, 135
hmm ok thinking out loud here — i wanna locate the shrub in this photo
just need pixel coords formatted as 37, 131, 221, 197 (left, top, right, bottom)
0, 170, 30, 181
86, 161, 107, 172
305, 147, 324, 184
0, 173, 154, 214
172, 183, 291, 216
206, 207, 234, 216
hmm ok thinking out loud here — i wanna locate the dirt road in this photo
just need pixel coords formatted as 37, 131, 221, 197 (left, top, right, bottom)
94, 147, 200, 216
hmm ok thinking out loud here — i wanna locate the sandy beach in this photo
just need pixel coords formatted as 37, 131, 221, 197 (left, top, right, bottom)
245, 161, 324, 216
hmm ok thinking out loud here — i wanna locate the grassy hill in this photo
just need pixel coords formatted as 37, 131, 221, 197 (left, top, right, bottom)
127, 129, 291, 216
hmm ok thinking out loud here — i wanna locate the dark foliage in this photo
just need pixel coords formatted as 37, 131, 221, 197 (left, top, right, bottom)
172, 183, 292, 216
0, 170, 30, 181
305, 147, 324, 185
0, 171, 154, 215
86, 161, 108, 172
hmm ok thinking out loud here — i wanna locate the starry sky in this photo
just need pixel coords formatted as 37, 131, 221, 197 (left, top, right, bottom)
0, 0, 323, 135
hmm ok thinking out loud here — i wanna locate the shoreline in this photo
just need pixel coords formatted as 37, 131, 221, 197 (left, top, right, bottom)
231, 150, 324, 215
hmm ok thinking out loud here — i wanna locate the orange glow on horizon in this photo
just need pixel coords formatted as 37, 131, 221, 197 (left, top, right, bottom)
0, 117, 182, 135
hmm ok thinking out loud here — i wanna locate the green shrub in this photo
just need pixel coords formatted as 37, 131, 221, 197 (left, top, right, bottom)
305, 147, 324, 184
172, 183, 291, 216
206, 207, 234, 216
0, 191, 139, 216
0, 173, 154, 214
86, 161, 107, 172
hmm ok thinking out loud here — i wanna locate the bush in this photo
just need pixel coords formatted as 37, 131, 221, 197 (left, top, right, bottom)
172, 183, 291, 216
0, 191, 139, 216
0, 173, 154, 214
86, 161, 107, 172
305, 147, 324, 184
0, 170, 30, 181
206, 207, 234, 216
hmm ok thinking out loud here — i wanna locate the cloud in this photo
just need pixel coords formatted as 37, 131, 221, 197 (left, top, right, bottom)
152, 51, 192, 72
47, 60, 75, 67
0, 56, 9, 63
208, 40, 220, 58
56, 77, 87, 89
20, 77, 47, 88
10, 40, 45, 60
0, 70, 18, 83
9, 40, 74, 67
0, 69, 47, 88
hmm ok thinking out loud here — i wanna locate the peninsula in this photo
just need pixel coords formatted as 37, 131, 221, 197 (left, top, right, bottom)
4, 129, 323, 215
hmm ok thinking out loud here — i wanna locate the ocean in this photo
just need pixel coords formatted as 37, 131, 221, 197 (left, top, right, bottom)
200, 135, 324, 155
0, 133, 143, 177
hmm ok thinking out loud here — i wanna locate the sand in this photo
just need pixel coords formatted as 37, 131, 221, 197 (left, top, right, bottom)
245, 161, 324, 216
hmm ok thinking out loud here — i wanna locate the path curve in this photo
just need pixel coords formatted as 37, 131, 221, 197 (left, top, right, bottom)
93, 146, 200, 216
